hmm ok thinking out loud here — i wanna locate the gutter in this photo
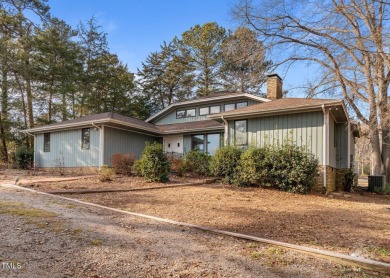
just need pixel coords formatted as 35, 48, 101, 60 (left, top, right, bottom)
221, 116, 228, 146
92, 122, 103, 170
322, 105, 327, 189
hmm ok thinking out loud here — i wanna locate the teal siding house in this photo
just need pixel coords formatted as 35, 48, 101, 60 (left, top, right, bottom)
25, 74, 358, 191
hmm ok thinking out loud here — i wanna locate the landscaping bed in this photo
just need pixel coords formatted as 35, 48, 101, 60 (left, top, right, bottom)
21, 175, 206, 192
62, 183, 390, 263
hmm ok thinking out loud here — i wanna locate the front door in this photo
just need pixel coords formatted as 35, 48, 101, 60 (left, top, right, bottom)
163, 135, 183, 154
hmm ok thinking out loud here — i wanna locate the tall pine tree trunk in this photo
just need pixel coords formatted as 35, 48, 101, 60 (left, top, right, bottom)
0, 61, 8, 163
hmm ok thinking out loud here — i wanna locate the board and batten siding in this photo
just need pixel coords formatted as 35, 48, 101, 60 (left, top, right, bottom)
228, 111, 324, 163
103, 126, 156, 165
35, 128, 100, 167
153, 99, 259, 125
335, 123, 349, 169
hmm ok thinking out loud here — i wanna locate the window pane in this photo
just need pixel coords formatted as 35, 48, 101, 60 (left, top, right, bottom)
236, 102, 248, 109
177, 110, 185, 118
186, 109, 196, 117
224, 104, 235, 112
210, 106, 220, 114
235, 120, 247, 145
206, 134, 220, 155
192, 135, 204, 152
82, 128, 90, 150
199, 107, 209, 115
44, 133, 50, 152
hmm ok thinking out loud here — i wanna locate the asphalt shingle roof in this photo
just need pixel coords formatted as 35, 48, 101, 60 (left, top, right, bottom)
30, 112, 160, 132
213, 98, 343, 117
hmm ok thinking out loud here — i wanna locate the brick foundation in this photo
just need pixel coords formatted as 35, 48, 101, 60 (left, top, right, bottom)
315, 166, 350, 193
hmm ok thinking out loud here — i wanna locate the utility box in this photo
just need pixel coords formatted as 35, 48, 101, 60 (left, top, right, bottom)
368, 175, 386, 192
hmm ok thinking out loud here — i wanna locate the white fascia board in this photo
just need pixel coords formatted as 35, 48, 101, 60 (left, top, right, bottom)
145, 93, 270, 122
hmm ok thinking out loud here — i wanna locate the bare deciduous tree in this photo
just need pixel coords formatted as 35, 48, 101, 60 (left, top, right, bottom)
234, 0, 390, 182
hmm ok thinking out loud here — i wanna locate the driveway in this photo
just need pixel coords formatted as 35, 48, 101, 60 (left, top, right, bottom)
0, 185, 380, 277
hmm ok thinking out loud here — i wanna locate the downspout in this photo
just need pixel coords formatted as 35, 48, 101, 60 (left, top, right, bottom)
322, 105, 327, 188
347, 120, 351, 168
92, 122, 102, 170
221, 116, 228, 146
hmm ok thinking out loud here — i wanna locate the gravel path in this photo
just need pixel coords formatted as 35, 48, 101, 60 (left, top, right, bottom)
0, 186, 381, 278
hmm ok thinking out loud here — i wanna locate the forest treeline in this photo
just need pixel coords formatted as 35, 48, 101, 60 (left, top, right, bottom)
0, 0, 271, 163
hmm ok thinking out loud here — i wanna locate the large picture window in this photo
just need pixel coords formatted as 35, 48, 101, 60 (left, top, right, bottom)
234, 120, 248, 146
82, 128, 90, 150
192, 135, 204, 152
191, 133, 221, 155
44, 133, 50, 152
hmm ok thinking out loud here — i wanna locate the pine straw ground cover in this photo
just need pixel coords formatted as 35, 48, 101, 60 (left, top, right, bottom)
19, 175, 206, 191
64, 183, 390, 264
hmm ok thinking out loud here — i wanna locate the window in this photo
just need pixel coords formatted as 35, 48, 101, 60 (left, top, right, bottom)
206, 134, 221, 155
236, 101, 248, 109
44, 133, 50, 152
177, 108, 196, 118
234, 120, 248, 146
210, 105, 220, 114
199, 107, 209, 115
191, 133, 221, 155
192, 135, 204, 152
224, 103, 235, 112
186, 109, 196, 117
176, 110, 186, 118
82, 128, 90, 150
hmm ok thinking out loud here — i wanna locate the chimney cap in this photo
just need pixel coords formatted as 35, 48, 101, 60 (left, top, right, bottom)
267, 73, 283, 82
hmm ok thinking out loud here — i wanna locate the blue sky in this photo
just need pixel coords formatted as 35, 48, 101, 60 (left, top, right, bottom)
48, 0, 308, 95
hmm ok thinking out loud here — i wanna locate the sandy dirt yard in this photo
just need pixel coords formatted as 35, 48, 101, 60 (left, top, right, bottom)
0, 185, 386, 277
50, 181, 390, 265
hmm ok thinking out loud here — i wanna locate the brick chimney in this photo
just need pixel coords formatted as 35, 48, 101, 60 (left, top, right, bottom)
267, 74, 283, 100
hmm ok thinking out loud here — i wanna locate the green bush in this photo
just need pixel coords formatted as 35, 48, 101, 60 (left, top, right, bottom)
236, 143, 319, 193
138, 142, 170, 182
132, 159, 143, 176
181, 149, 211, 176
98, 165, 115, 182
210, 145, 242, 184
235, 146, 268, 186
15, 146, 34, 169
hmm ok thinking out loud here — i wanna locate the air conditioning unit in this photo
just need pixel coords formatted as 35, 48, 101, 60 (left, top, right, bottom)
368, 175, 386, 192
